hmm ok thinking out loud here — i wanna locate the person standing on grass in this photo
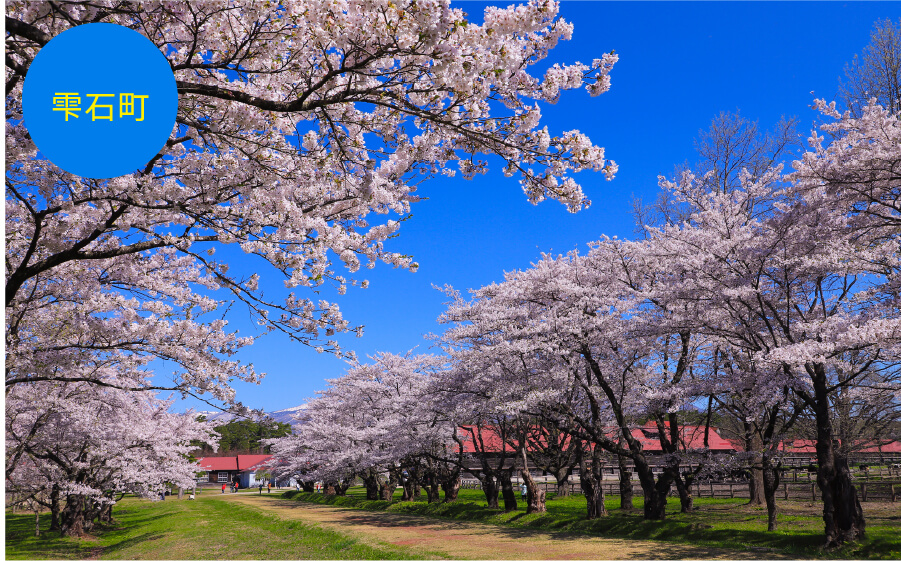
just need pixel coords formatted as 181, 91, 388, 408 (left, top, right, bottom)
259, 482, 263, 495
221, 483, 226, 494
268, 482, 271, 493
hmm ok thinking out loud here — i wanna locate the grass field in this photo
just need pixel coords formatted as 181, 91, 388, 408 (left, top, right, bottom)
282, 487, 901, 559
5, 492, 423, 560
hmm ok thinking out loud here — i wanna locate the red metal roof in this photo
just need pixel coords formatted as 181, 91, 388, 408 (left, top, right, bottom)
237, 454, 273, 470
456, 424, 737, 454
857, 441, 901, 453
456, 426, 516, 454
776, 439, 901, 455
196, 455, 273, 472
196, 456, 237, 471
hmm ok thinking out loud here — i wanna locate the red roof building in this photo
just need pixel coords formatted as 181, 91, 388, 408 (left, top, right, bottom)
195, 455, 273, 487
456, 423, 738, 454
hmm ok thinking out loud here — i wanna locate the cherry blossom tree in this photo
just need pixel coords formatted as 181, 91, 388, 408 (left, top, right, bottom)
647, 104, 901, 545
268, 351, 461, 501
5, 0, 617, 411
438, 240, 714, 521
520, 415, 580, 498
708, 348, 806, 531
6, 378, 215, 536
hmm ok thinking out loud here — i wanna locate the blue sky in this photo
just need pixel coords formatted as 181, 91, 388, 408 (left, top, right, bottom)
175, 2, 901, 414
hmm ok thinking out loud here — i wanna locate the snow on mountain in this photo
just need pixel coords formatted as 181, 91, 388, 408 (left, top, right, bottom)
195, 404, 306, 427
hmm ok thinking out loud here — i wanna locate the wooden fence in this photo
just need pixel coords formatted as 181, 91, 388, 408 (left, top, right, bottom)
460, 478, 901, 502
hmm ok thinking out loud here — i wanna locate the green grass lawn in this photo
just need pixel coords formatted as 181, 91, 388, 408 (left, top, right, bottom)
6, 492, 423, 560
282, 487, 901, 559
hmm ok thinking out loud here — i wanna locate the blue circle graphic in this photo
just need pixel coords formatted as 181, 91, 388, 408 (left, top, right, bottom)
22, 23, 178, 179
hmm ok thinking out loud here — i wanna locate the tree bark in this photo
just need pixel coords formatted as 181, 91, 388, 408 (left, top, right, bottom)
746, 425, 766, 506
810, 363, 866, 548
480, 476, 500, 509
97, 502, 114, 524
617, 455, 634, 511
50, 484, 61, 532
379, 479, 397, 501
633, 457, 672, 520
578, 445, 607, 519
425, 483, 441, 503
762, 456, 781, 532
499, 472, 518, 512
441, 478, 460, 502
361, 470, 381, 500
59, 495, 90, 537
520, 447, 546, 514
554, 471, 571, 497
674, 471, 693, 513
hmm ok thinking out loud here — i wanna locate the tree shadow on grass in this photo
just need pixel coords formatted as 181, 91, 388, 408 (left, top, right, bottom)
98, 531, 166, 555
278, 493, 833, 558
6, 513, 99, 561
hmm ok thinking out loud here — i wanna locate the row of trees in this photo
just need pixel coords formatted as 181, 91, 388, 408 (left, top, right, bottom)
269, 99, 901, 549
5, 0, 616, 536
5, 382, 215, 535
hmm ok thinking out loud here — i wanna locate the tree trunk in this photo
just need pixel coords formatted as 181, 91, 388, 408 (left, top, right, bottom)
50, 484, 61, 532
811, 363, 866, 548
302, 481, 315, 493
578, 444, 607, 519
335, 479, 351, 496
819, 446, 866, 547
762, 457, 780, 532
480, 476, 500, 509
674, 471, 693, 513
361, 470, 381, 500
746, 425, 765, 506
441, 478, 460, 502
552, 467, 571, 497
97, 502, 114, 524
633, 457, 671, 520
379, 479, 397, 501
34, 507, 40, 537
499, 472, 518, 512
59, 495, 90, 537
520, 448, 546, 514
617, 455, 634, 511
426, 483, 441, 503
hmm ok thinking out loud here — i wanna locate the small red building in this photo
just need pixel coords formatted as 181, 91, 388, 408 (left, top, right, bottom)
195, 455, 272, 487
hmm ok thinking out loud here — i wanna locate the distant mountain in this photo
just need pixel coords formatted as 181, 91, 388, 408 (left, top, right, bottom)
268, 404, 307, 426
195, 404, 306, 427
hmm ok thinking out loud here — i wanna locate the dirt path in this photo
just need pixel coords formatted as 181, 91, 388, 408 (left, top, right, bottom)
223, 494, 785, 560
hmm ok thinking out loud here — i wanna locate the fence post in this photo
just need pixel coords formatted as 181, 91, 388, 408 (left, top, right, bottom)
891, 484, 896, 503
784, 483, 789, 501
861, 483, 867, 502
811, 484, 816, 502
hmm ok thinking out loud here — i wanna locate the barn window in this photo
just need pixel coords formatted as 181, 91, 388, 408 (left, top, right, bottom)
217, 472, 229, 482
